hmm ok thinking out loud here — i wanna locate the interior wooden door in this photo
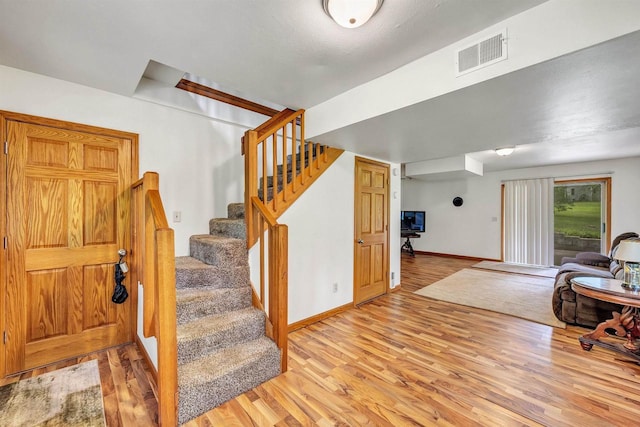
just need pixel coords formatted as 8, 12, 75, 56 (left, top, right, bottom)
4, 119, 133, 375
354, 157, 389, 304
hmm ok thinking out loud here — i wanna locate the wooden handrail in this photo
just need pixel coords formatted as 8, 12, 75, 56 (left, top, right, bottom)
132, 172, 177, 427
256, 108, 300, 139
251, 196, 277, 227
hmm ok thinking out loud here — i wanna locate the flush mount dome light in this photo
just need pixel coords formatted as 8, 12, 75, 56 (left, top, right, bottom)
323, 0, 384, 28
495, 146, 515, 156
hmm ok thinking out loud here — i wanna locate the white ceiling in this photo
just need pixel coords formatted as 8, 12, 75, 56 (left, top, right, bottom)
1, 0, 639, 174
313, 29, 640, 171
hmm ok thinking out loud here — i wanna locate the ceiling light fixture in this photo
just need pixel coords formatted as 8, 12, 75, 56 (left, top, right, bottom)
495, 146, 515, 156
323, 0, 384, 29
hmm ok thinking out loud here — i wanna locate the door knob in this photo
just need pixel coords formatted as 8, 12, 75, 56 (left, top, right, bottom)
358, 239, 364, 244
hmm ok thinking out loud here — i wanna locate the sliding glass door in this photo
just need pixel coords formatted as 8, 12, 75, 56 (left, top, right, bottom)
553, 179, 610, 265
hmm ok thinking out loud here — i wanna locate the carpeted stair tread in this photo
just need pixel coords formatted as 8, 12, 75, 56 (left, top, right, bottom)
177, 336, 281, 424
177, 307, 265, 363
175, 256, 249, 289
176, 286, 252, 325
209, 218, 246, 240
190, 234, 246, 267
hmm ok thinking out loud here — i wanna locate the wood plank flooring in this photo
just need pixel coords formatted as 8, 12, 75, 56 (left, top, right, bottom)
4, 253, 640, 426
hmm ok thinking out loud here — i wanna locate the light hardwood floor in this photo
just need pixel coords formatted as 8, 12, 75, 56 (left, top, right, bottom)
4, 254, 640, 426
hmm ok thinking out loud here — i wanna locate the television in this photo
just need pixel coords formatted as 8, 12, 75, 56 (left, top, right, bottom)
401, 211, 426, 233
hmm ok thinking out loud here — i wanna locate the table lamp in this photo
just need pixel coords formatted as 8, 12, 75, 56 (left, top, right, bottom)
615, 239, 640, 290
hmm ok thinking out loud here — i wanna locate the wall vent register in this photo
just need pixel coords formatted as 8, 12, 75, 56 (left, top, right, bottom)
456, 29, 507, 76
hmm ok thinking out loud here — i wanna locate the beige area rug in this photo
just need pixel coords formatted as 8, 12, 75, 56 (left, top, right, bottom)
414, 268, 566, 328
473, 260, 558, 278
0, 360, 106, 427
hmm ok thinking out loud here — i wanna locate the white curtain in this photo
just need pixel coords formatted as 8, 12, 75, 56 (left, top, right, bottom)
504, 178, 554, 266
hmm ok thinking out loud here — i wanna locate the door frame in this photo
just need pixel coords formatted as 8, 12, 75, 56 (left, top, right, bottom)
554, 177, 612, 253
500, 177, 612, 263
353, 156, 390, 305
0, 110, 139, 378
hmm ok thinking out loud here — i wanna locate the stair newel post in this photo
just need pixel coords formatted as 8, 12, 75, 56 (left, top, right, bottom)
155, 226, 178, 427
244, 130, 259, 247
268, 224, 288, 372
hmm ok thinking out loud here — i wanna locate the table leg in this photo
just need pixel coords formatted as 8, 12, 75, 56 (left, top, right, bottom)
579, 306, 640, 362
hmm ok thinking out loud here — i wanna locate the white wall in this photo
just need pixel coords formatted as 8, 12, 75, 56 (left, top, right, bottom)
271, 153, 401, 324
0, 65, 250, 256
402, 157, 640, 260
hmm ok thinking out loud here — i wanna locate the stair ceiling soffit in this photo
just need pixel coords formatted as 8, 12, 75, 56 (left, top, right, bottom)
136, 61, 285, 117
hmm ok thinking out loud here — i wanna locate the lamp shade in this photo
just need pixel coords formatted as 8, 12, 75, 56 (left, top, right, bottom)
323, 0, 383, 28
615, 239, 640, 262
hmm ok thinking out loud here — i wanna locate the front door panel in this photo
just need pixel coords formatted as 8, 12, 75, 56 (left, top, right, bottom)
5, 120, 132, 374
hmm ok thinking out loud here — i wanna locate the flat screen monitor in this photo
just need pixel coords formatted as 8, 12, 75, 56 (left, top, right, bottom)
401, 211, 426, 233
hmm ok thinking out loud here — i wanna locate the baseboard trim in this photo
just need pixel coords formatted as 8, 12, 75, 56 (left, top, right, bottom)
390, 284, 402, 292
413, 251, 501, 262
135, 335, 158, 385
288, 303, 353, 333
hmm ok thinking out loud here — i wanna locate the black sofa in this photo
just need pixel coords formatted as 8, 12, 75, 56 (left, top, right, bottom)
552, 232, 638, 327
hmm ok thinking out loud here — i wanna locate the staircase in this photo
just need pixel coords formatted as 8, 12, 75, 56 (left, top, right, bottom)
175, 203, 281, 425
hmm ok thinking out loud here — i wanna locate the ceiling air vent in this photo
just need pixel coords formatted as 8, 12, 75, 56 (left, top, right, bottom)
456, 29, 507, 76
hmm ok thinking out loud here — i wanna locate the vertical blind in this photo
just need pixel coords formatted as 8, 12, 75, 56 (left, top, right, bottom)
504, 178, 554, 266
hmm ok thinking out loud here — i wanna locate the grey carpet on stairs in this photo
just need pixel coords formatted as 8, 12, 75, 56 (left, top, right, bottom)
175, 203, 281, 425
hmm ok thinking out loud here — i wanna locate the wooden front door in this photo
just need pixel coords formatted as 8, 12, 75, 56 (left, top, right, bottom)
3, 115, 135, 375
354, 157, 389, 304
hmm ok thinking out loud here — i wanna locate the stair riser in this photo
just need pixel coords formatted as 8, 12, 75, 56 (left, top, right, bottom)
209, 219, 246, 240
177, 312, 265, 365
190, 236, 246, 267
176, 264, 250, 290
177, 347, 281, 425
227, 203, 245, 219
176, 287, 252, 325
258, 172, 293, 189
257, 186, 275, 202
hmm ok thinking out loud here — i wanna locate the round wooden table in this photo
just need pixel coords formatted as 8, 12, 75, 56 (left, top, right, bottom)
571, 276, 640, 362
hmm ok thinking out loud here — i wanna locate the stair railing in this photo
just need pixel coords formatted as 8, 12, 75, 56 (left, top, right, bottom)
132, 172, 177, 427
243, 108, 343, 373
243, 109, 337, 246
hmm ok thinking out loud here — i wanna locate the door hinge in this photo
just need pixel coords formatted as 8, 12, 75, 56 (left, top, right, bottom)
4, 141, 7, 154
3, 236, 6, 249
3, 331, 6, 344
